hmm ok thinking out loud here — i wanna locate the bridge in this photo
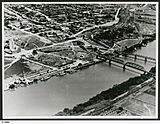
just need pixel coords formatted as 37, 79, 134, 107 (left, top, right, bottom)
123, 62, 145, 71
121, 53, 156, 63
96, 54, 155, 76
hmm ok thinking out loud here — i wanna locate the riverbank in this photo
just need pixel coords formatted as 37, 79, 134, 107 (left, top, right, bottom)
4, 39, 156, 116
5, 37, 155, 91
4, 5, 156, 92
4, 58, 105, 91
55, 66, 156, 116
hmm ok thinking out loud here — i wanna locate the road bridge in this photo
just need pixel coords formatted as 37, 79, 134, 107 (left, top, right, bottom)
123, 62, 145, 71
96, 54, 155, 76
121, 53, 156, 63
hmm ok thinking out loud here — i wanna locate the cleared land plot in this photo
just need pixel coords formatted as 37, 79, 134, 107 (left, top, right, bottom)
31, 53, 73, 68
52, 49, 75, 59
139, 23, 156, 34
134, 92, 155, 105
121, 98, 155, 116
40, 44, 95, 61
4, 29, 48, 50
14, 35, 45, 50
116, 39, 140, 49
40, 45, 72, 53
138, 9, 156, 16
4, 59, 14, 65
4, 29, 28, 41
4, 58, 49, 79
4, 59, 31, 79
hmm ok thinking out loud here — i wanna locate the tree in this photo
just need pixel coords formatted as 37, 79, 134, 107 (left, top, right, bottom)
32, 50, 38, 55
78, 63, 82, 66
33, 78, 38, 83
9, 84, 15, 89
63, 108, 70, 113
4, 20, 9, 27
118, 107, 123, 111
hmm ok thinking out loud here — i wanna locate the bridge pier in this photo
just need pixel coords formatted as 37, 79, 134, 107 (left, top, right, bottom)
109, 59, 111, 66
123, 64, 126, 71
134, 55, 137, 61
145, 57, 147, 63
115, 54, 120, 57
143, 71, 147, 75
124, 54, 127, 58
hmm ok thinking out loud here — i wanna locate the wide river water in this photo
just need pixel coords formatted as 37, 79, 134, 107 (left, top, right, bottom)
4, 40, 156, 117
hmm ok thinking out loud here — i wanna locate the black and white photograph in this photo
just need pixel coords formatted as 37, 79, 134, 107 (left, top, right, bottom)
2, 1, 158, 119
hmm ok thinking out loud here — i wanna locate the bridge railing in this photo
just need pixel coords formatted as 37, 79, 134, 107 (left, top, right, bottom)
111, 57, 125, 64
121, 53, 156, 62
97, 54, 147, 73
124, 62, 145, 71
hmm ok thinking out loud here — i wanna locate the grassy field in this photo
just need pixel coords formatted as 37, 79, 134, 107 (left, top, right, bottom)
4, 29, 28, 41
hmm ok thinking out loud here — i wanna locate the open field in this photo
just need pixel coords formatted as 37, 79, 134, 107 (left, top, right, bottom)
134, 92, 155, 105
14, 35, 45, 50
139, 23, 156, 35
122, 98, 155, 116
29, 52, 74, 68
4, 58, 49, 79
4, 29, 28, 41
116, 39, 140, 48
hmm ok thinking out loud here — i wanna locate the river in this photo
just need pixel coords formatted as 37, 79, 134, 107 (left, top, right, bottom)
3, 40, 156, 117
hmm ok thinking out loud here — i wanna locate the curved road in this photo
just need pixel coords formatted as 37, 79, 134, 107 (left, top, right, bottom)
71, 8, 121, 38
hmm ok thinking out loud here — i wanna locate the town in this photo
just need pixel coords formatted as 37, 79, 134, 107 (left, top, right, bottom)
3, 3, 156, 117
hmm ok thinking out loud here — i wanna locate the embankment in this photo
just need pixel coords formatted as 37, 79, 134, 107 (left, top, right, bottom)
55, 66, 156, 116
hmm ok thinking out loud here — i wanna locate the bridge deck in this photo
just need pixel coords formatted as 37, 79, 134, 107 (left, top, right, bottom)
124, 53, 156, 61
125, 62, 145, 71
96, 55, 155, 75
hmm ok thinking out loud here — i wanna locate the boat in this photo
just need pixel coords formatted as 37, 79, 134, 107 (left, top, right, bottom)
40, 76, 50, 81
58, 71, 66, 76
